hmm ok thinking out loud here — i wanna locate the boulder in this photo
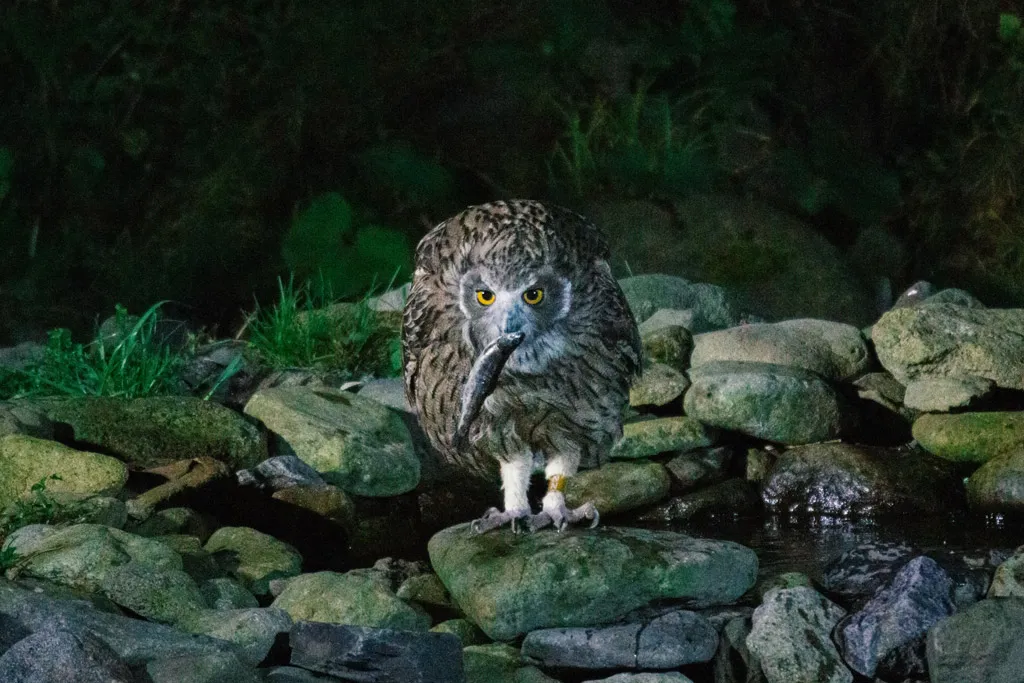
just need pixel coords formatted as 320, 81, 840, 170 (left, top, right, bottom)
565, 461, 671, 516
611, 417, 716, 460
204, 527, 302, 596
926, 597, 1024, 683
272, 570, 430, 631
913, 412, 1024, 464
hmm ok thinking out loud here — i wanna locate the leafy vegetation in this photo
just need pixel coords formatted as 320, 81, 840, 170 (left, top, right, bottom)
0, 474, 97, 569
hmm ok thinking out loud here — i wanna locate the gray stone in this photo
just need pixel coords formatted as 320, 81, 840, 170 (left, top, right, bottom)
358, 378, 413, 412
100, 560, 207, 625
927, 597, 1024, 683
154, 534, 223, 582
663, 447, 731, 491
244, 386, 419, 497
630, 362, 690, 408
583, 674, 694, 683
178, 607, 292, 666
204, 526, 303, 596
618, 274, 743, 330
200, 577, 259, 609
989, 547, 1024, 597
521, 609, 717, 669
873, 304, 1024, 390
713, 616, 765, 683
397, 572, 455, 609
638, 315, 694, 371
821, 542, 915, 603
852, 372, 916, 422
462, 643, 558, 683
835, 556, 955, 678
263, 665, 345, 682
611, 417, 716, 460
0, 626, 138, 682
429, 524, 757, 641
289, 621, 464, 683
761, 443, 963, 515
691, 319, 870, 382
565, 461, 671, 517
913, 411, 1024, 464
272, 570, 430, 630
684, 361, 855, 445
0, 401, 53, 439
637, 478, 759, 523
131, 507, 211, 540
236, 455, 326, 490
746, 587, 852, 683
967, 450, 1024, 512
146, 651, 259, 683
430, 619, 487, 646
903, 376, 994, 412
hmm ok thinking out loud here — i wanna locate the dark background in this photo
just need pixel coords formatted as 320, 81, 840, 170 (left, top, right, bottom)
2, 0, 1022, 343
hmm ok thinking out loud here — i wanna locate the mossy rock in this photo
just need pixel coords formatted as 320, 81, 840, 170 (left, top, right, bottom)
913, 412, 1024, 464
204, 526, 303, 596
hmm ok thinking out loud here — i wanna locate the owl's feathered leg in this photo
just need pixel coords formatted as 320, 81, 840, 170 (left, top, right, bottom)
528, 454, 599, 532
471, 459, 532, 534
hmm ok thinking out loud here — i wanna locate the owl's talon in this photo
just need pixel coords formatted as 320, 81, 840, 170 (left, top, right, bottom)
529, 499, 600, 532
470, 507, 530, 534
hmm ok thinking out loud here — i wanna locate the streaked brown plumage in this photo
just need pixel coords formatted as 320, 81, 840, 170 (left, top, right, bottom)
402, 200, 641, 531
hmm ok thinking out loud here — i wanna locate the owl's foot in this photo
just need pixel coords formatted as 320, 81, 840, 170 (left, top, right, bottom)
529, 492, 600, 532
470, 506, 532, 534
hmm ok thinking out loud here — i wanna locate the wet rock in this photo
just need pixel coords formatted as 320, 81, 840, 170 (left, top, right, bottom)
4, 524, 182, 592
630, 362, 690, 408
41, 396, 267, 469
99, 560, 207, 624
691, 319, 870, 382
243, 386, 420, 497
913, 412, 1024, 464
619, 274, 742, 330
204, 526, 303, 596
430, 619, 488, 646
463, 643, 557, 683
521, 609, 717, 669
428, 524, 757, 640
289, 621, 464, 683
902, 376, 994, 412
178, 607, 292, 665
873, 304, 1024, 390
926, 597, 1024, 683
146, 651, 259, 683
746, 587, 851, 683
966, 450, 1024, 512
565, 461, 671, 516
989, 547, 1024, 597
636, 478, 759, 523
583, 675, 694, 683
611, 416, 716, 460
237, 455, 326, 490
0, 434, 127, 510
713, 616, 765, 683
685, 361, 855, 444
0, 401, 53, 439
639, 317, 693, 372
835, 556, 955, 678
761, 443, 963, 515
664, 446, 731, 491
0, 627, 138, 683
272, 570, 430, 630
821, 542, 915, 603
200, 577, 259, 609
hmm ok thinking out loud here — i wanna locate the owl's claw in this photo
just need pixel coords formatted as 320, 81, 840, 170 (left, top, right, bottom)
470, 507, 532, 534
529, 501, 600, 533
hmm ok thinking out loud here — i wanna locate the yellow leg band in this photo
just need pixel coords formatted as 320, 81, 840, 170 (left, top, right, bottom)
547, 475, 566, 493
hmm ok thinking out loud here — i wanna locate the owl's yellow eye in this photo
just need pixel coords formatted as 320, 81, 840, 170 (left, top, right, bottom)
476, 289, 496, 306
523, 288, 544, 305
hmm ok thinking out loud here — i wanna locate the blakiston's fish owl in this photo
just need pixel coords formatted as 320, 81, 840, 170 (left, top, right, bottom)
402, 200, 641, 532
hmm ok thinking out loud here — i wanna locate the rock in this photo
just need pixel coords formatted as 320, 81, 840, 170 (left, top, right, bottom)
0, 626, 138, 683
154, 535, 223, 582
0, 579, 245, 665
926, 597, 1024, 683
873, 304, 1024, 390
565, 461, 671, 516
428, 524, 757, 641
243, 386, 420, 497
237, 455, 326, 490
146, 652, 259, 683
263, 666, 341, 682
821, 542, 915, 603
0, 401, 53, 439
178, 607, 292, 666
40, 396, 267, 469
852, 372, 913, 420
903, 376, 994, 412
430, 619, 488, 646
712, 616, 765, 683
913, 412, 1024, 464
272, 570, 430, 630
358, 377, 413, 412
521, 609, 717, 669
618, 274, 743, 330
835, 556, 955, 678
0, 434, 127, 511
204, 527, 303, 596
4, 524, 183, 592
397, 573, 455, 609
289, 621, 464, 683
755, 572, 813, 599
684, 361, 855, 445
0, 342, 45, 371
636, 478, 760, 523
924, 287, 986, 307
131, 507, 212, 541
611, 417, 716, 460
126, 456, 231, 520
372, 557, 432, 590
582, 675, 694, 683
200, 577, 259, 609
966, 450, 1024, 512
746, 587, 852, 683
663, 446, 731, 491
630, 362, 690, 408
989, 547, 1024, 597
463, 643, 558, 683
761, 443, 963, 515
690, 319, 870, 382
271, 484, 356, 529
99, 560, 207, 625
638, 317, 693, 372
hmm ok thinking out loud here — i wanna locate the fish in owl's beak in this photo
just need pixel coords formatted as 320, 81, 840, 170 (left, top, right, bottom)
452, 331, 525, 451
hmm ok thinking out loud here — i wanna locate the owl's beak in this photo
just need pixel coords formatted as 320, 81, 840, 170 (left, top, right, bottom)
452, 331, 525, 451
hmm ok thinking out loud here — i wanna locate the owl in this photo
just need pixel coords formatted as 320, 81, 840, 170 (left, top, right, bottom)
402, 200, 641, 532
